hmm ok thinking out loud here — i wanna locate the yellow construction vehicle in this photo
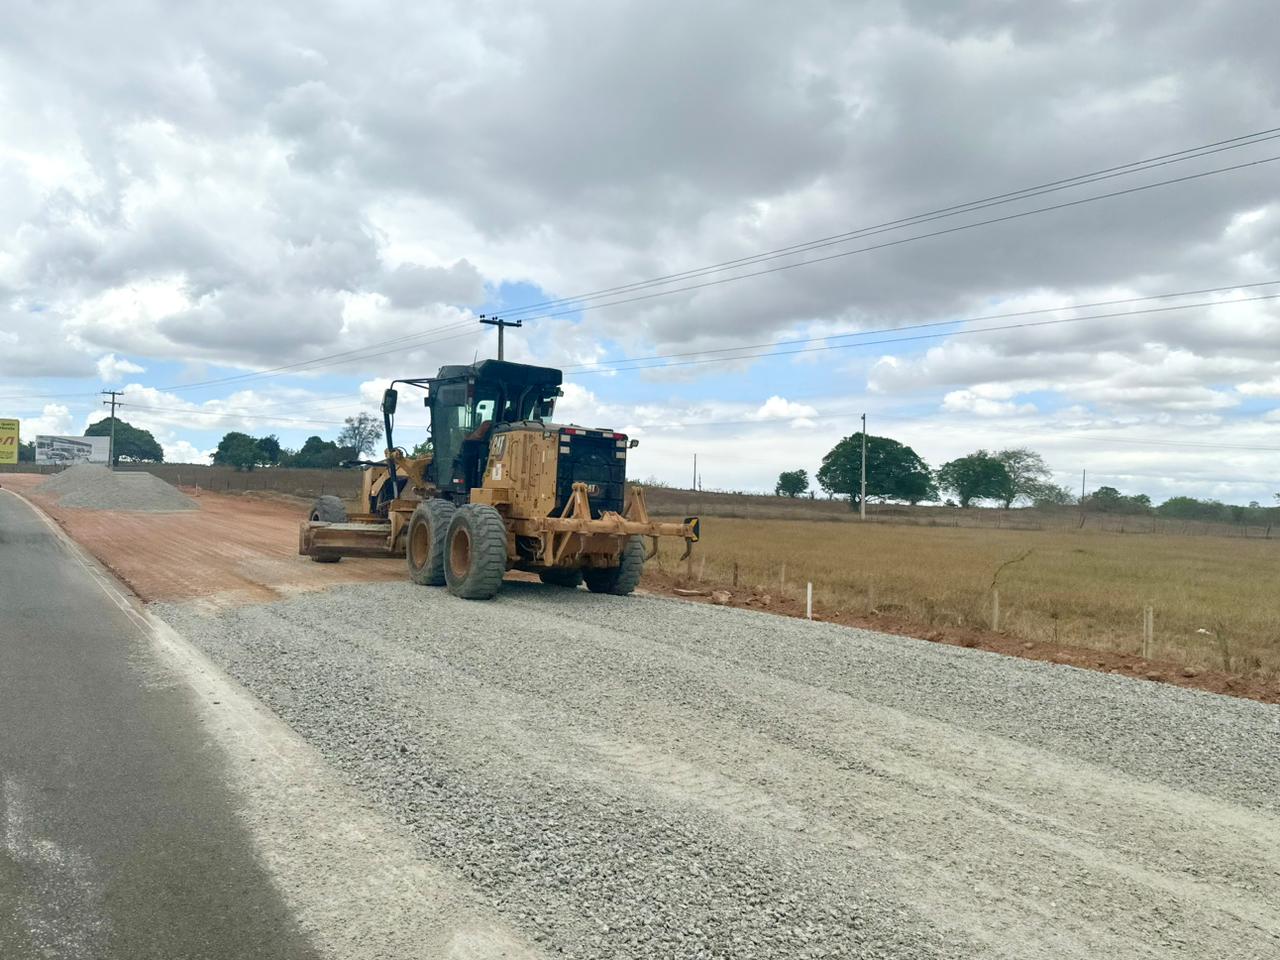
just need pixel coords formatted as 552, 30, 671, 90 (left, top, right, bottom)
299, 359, 699, 599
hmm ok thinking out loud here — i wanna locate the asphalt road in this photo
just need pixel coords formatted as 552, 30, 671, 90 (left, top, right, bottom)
0, 490, 318, 960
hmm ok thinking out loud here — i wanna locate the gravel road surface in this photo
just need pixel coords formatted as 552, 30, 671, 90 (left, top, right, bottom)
156, 580, 1280, 960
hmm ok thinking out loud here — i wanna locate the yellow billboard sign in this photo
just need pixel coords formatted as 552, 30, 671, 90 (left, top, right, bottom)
0, 419, 17, 465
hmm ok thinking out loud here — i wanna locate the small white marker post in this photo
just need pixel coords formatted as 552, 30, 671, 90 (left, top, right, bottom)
1143, 604, 1154, 658
806, 582, 813, 620
991, 589, 1001, 632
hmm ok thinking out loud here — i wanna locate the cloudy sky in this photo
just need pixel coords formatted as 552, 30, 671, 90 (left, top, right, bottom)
2, 0, 1278, 503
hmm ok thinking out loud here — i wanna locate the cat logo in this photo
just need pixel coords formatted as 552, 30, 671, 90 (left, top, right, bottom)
0, 419, 18, 465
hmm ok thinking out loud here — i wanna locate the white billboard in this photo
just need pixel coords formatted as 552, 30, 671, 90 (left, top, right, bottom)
36, 435, 111, 465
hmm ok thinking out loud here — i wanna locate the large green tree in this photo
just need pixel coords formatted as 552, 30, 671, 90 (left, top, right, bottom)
775, 469, 809, 498
935, 451, 1013, 508
817, 433, 935, 508
211, 431, 269, 471
18, 440, 35, 462
256, 434, 282, 465
85, 417, 164, 465
288, 435, 344, 468
995, 448, 1052, 509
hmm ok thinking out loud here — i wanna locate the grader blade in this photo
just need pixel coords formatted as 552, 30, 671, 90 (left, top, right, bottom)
299, 520, 398, 559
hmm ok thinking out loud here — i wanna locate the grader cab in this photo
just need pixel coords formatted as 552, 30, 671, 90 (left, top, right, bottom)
299, 359, 699, 599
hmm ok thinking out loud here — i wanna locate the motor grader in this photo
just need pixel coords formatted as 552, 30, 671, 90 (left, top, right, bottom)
298, 359, 699, 600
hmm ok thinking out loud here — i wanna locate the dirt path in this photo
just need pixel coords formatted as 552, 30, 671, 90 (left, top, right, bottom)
0, 475, 401, 604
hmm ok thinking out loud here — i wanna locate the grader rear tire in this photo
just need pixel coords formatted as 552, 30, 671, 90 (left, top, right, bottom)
539, 568, 583, 588
406, 499, 456, 586
309, 495, 348, 562
583, 536, 645, 596
444, 504, 508, 600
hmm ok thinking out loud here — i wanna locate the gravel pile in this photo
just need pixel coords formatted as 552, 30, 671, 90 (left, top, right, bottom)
156, 582, 1280, 960
38, 464, 197, 511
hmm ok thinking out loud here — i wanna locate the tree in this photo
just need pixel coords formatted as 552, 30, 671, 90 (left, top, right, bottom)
995, 448, 1052, 509
1156, 496, 1229, 522
817, 433, 935, 508
289, 435, 343, 469
1085, 486, 1152, 515
1025, 480, 1076, 506
84, 417, 164, 465
775, 469, 809, 498
409, 439, 432, 458
337, 412, 383, 457
211, 431, 269, 471
935, 451, 1013, 508
256, 434, 282, 465
18, 440, 35, 462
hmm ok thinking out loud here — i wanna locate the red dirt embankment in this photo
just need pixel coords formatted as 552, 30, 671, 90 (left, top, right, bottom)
2, 475, 401, 604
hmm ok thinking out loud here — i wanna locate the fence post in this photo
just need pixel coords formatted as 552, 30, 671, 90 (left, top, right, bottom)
806, 582, 813, 620
1142, 604, 1154, 658
780, 562, 786, 595
733, 562, 739, 588
991, 589, 1000, 632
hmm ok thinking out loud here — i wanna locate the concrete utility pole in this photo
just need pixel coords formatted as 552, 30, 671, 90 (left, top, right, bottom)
692, 453, 697, 491
479, 314, 523, 361
1081, 468, 1087, 503
101, 390, 124, 469
860, 413, 867, 521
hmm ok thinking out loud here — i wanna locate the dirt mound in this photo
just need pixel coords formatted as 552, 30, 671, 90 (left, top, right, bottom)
36, 464, 198, 512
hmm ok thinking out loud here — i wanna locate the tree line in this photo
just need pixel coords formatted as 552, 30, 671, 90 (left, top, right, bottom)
775, 433, 1071, 508
210, 412, 384, 471
774, 431, 1280, 520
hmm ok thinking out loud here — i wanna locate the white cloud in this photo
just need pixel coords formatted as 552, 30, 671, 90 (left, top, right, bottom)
941, 390, 1037, 417
163, 439, 215, 463
96, 353, 145, 382
18, 403, 75, 437
1237, 376, 1280, 397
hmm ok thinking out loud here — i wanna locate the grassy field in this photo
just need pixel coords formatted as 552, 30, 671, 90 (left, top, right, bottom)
646, 517, 1280, 680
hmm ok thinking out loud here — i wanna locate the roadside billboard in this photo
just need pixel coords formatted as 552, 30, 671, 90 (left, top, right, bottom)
0, 419, 17, 465
35, 435, 110, 465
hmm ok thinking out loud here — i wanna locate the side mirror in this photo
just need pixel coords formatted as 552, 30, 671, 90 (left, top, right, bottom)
628, 438, 640, 449
382, 388, 398, 415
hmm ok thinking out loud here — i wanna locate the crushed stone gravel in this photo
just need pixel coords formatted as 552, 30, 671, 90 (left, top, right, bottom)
37, 464, 197, 511
155, 580, 1280, 960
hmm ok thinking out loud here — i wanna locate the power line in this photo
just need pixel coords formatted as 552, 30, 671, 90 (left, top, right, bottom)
148, 320, 480, 394
491, 127, 1280, 320
505, 152, 1280, 327
562, 280, 1280, 372
566, 292, 1280, 374
116, 402, 350, 427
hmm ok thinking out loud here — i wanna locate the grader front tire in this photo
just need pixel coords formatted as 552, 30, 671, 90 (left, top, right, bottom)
584, 536, 645, 596
444, 504, 508, 600
406, 499, 456, 586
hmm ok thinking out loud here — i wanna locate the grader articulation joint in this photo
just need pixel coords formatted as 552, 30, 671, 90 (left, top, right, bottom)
299, 359, 699, 600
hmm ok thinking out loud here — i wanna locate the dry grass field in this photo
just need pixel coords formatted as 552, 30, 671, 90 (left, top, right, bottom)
647, 517, 1280, 680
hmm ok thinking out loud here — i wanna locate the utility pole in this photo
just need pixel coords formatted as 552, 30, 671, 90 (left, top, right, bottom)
101, 390, 124, 469
692, 453, 697, 491
479, 314, 523, 361
860, 413, 867, 521
1081, 468, 1087, 504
